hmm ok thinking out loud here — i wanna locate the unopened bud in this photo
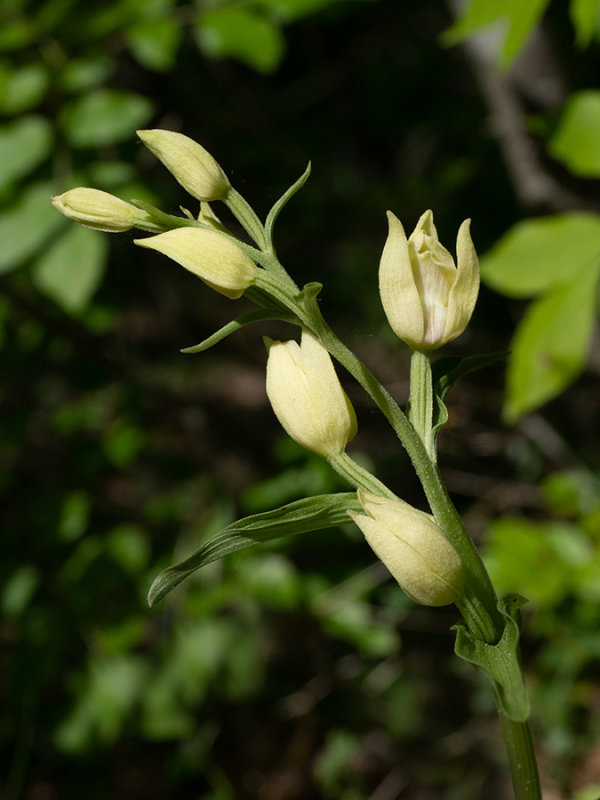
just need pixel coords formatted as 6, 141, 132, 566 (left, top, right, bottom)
137, 129, 230, 202
51, 188, 147, 232
349, 490, 465, 606
265, 330, 358, 459
134, 227, 258, 299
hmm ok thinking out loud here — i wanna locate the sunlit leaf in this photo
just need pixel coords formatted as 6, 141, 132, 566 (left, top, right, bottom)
442, 0, 550, 66
570, 0, 600, 47
548, 91, 600, 177
480, 213, 600, 297
504, 261, 600, 421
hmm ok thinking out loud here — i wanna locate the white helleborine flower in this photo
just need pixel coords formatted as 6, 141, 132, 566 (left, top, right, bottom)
137, 129, 231, 202
51, 188, 147, 232
379, 210, 479, 350
349, 490, 464, 606
134, 227, 258, 299
265, 330, 358, 459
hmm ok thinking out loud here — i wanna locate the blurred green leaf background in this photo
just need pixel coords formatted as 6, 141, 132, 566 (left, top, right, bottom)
2, 0, 600, 798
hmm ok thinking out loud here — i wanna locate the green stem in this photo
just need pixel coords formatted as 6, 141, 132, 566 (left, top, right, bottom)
308, 310, 502, 641
328, 452, 398, 499
409, 349, 435, 462
499, 713, 541, 799
224, 187, 268, 250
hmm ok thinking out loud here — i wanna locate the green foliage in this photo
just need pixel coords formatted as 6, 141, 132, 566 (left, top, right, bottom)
480, 214, 600, 420
483, 470, 600, 771
548, 90, 600, 177
443, 0, 600, 65
442, 0, 551, 66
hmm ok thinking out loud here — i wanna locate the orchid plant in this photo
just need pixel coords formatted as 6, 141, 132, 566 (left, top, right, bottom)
52, 129, 541, 798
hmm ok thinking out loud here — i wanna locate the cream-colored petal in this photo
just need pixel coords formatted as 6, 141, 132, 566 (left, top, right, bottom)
443, 219, 480, 345
379, 211, 425, 348
265, 333, 357, 458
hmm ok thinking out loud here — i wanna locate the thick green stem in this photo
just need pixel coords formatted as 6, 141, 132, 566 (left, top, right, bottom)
499, 713, 541, 799
409, 349, 435, 462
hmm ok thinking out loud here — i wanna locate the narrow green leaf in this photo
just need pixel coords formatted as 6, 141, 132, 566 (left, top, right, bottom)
454, 594, 530, 722
480, 213, 600, 297
181, 309, 294, 353
265, 162, 311, 248
505, 262, 600, 421
148, 492, 361, 606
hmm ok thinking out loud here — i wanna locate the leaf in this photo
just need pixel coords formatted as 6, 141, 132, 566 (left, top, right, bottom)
32, 225, 108, 313
0, 62, 49, 114
505, 261, 600, 421
265, 162, 311, 247
60, 89, 155, 148
181, 309, 295, 353
480, 213, 600, 298
570, 0, 600, 48
548, 91, 600, 178
195, 5, 285, 74
441, 0, 550, 67
454, 594, 530, 722
0, 115, 53, 192
148, 492, 361, 606
126, 16, 181, 72
431, 352, 509, 437
0, 181, 65, 274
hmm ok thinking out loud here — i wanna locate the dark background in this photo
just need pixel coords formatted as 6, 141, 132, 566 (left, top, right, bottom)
2, 1, 600, 798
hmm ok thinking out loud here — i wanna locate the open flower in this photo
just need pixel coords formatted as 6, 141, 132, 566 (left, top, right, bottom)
134, 227, 258, 299
349, 490, 464, 606
379, 210, 479, 350
51, 188, 147, 232
265, 330, 358, 459
137, 129, 231, 202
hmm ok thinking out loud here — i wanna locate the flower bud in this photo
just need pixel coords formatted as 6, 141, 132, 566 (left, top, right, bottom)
51, 188, 146, 232
134, 228, 258, 299
349, 490, 464, 606
137, 129, 230, 202
379, 210, 479, 350
265, 330, 358, 459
